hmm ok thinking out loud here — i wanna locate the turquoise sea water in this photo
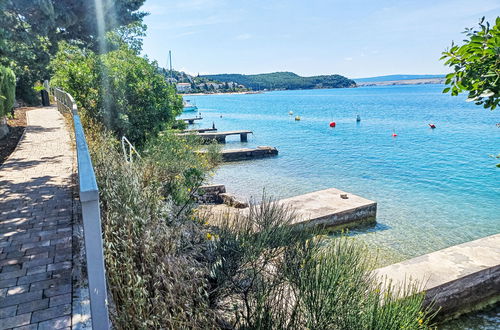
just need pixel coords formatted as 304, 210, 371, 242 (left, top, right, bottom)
183, 85, 499, 326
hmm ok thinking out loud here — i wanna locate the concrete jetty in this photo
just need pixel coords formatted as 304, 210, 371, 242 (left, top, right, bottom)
373, 233, 500, 320
183, 127, 217, 133
278, 188, 377, 230
203, 188, 377, 231
198, 130, 253, 143
179, 130, 253, 143
182, 117, 202, 124
219, 146, 278, 161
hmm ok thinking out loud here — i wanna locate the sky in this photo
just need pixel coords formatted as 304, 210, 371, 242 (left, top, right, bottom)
141, 0, 499, 79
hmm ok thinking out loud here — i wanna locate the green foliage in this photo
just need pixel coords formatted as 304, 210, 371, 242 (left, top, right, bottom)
51, 42, 183, 146
0, 65, 16, 118
208, 201, 435, 329
0, 0, 146, 104
441, 17, 500, 110
202, 71, 356, 90
87, 127, 219, 329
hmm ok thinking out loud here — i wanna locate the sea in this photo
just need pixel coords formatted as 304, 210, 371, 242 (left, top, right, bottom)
183, 84, 500, 328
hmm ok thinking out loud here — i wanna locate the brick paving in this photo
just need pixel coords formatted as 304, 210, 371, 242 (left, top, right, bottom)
0, 107, 74, 329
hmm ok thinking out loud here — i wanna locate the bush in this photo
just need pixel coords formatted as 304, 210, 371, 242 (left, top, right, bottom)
51, 42, 183, 146
86, 125, 220, 329
0, 65, 16, 118
207, 200, 435, 329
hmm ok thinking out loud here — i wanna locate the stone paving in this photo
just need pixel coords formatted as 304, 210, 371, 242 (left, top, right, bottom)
0, 107, 75, 329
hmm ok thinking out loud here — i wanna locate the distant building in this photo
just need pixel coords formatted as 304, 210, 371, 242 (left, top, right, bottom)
176, 83, 192, 92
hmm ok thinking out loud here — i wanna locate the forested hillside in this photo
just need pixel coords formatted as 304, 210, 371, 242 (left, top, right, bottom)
202, 71, 356, 90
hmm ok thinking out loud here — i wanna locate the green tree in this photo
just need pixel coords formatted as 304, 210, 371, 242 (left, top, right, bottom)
51, 42, 182, 146
0, 0, 146, 104
441, 17, 500, 110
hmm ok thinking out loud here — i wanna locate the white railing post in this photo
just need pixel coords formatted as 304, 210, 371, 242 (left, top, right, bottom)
53, 88, 111, 330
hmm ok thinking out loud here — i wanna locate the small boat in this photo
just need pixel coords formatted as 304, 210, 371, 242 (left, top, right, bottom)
183, 99, 198, 112
295, 116, 301, 121
428, 124, 436, 129
356, 115, 361, 122
289, 111, 294, 115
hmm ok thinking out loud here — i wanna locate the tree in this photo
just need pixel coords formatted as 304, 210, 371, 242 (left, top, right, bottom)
0, 0, 146, 104
51, 42, 182, 146
441, 17, 500, 110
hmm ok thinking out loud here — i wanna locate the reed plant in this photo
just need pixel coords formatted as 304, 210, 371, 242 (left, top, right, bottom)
207, 199, 435, 329
87, 126, 219, 329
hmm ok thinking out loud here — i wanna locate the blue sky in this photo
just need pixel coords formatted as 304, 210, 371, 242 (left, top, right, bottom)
141, 0, 499, 79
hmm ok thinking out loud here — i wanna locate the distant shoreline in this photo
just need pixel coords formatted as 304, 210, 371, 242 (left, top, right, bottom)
181, 78, 445, 96
356, 78, 445, 87
182, 91, 263, 96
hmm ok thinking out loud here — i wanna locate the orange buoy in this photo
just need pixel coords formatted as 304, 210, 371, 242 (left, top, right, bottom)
329, 122, 336, 127
429, 124, 436, 129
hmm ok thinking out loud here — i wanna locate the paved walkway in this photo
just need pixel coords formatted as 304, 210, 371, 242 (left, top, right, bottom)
0, 107, 75, 329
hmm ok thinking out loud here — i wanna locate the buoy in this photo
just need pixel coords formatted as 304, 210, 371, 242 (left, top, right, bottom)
295, 116, 301, 121
289, 111, 294, 115
392, 133, 398, 137
329, 122, 336, 127
429, 124, 436, 129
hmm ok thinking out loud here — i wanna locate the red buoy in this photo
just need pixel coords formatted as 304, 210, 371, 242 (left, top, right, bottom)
392, 133, 398, 137
329, 122, 336, 127
429, 124, 436, 129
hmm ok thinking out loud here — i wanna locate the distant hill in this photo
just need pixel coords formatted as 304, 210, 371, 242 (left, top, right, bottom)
354, 74, 445, 83
201, 72, 356, 90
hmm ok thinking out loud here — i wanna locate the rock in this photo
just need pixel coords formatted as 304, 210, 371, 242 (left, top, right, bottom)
219, 193, 249, 209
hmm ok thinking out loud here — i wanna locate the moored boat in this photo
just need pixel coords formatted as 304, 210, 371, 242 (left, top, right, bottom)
183, 99, 198, 112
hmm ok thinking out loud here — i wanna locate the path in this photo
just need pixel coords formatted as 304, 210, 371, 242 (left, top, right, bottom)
0, 107, 76, 329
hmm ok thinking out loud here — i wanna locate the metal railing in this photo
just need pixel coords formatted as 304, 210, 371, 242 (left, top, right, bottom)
53, 88, 110, 330
121, 136, 141, 163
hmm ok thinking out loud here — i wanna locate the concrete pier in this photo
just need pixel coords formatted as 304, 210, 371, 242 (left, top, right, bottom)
183, 128, 217, 133
198, 130, 253, 143
182, 117, 203, 124
373, 234, 500, 320
203, 188, 377, 231
179, 130, 253, 143
219, 146, 278, 161
278, 188, 377, 230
